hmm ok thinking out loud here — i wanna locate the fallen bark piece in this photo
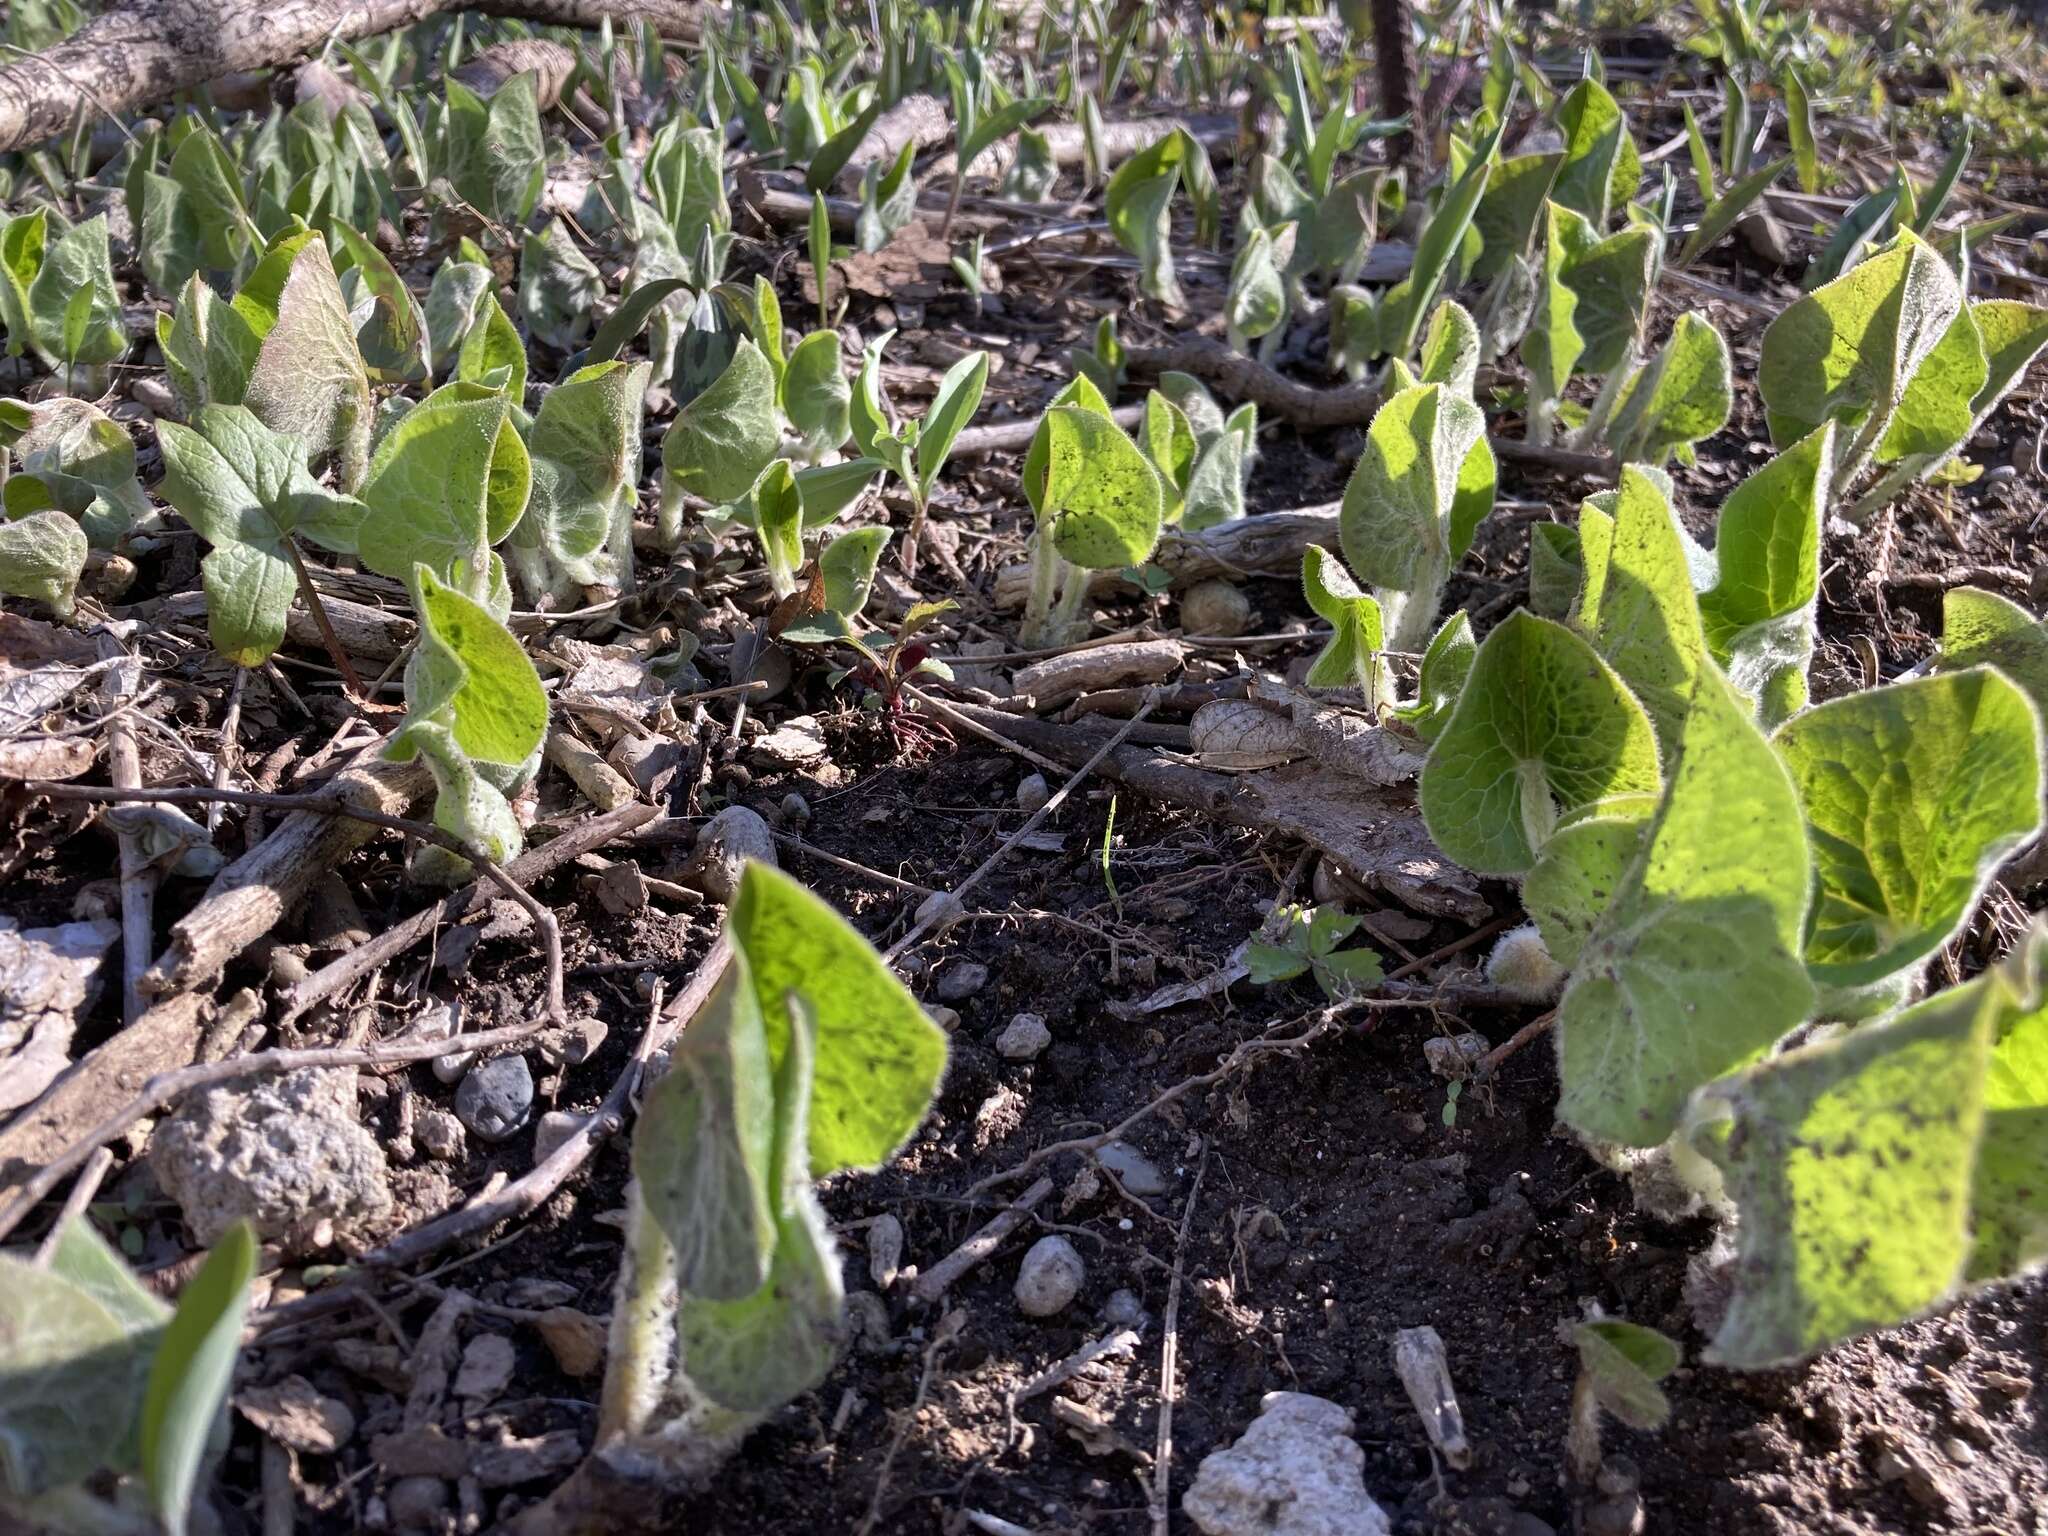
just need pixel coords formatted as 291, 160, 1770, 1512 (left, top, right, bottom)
992, 506, 1341, 610
545, 729, 637, 811
1391, 1325, 1473, 1470
0, 992, 210, 1185
142, 750, 429, 997
1184, 1391, 1390, 1536
1012, 640, 1184, 711
158, 590, 417, 664
237, 1375, 357, 1455
0, 736, 95, 780
0, 916, 119, 1114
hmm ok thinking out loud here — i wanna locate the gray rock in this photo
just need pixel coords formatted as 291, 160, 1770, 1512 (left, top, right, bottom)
152, 1068, 391, 1255
1102, 1288, 1148, 1330
1422, 1032, 1489, 1079
387, 1475, 450, 1532
1015, 772, 1050, 813
1014, 1234, 1085, 1317
996, 1012, 1051, 1060
1097, 1139, 1169, 1197
1184, 1392, 1390, 1536
533, 1109, 591, 1164
779, 791, 811, 825
416, 1107, 466, 1162
455, 1333, 516, 1407
456, 1056, 534, 1143
687, 805, 777, 902
935, 961, 990, 1004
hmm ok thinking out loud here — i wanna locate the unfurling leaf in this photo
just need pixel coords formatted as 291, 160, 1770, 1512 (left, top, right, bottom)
141, 1221, 255, 1536
1556, 666, 1815, 1147
1301, 545, 1391, 712
1421, 610, 1662, 876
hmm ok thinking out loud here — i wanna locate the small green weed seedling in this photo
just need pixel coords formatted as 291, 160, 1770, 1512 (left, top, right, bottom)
848, 334, 990, 575
1567, 1318, 1679, 1483
1247, 903, 1385, 1000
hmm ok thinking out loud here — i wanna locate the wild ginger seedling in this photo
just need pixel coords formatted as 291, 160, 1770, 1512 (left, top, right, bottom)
0, 1218, 255, 1536
0, 397, 153, 552
1566, 1318, 1678, 1484
1336, 380, 1496, 656
593, 864, 945, 1488
0, 208, 126, 394
1017, 377, 1165, 647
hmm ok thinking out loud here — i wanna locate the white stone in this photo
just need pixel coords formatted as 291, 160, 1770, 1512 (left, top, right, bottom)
868, 1213, 905, 1290
996, 1012, 1051, 1061
936, 961, 990, 1003
415, 1108, 466, 1162
1180, 578, 1252, 639
1097, 1139, 1169, 1196
1184, 1392, 1390, 1536
533, 1109, 592, 1164
1013, 1234, 1085, 1317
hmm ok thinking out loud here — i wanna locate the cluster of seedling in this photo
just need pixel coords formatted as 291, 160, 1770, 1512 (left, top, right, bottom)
1, 0, 2046, 1525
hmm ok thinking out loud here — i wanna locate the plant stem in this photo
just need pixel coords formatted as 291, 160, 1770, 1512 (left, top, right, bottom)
1048, 557, 1094, 644
1572, 356, 1633, 454
1020, 524, 1061, 647
1844, 455, 1925, 527
599, 1194, 678, 1442
658, 478, 689, 549
279, 535, 368, 700
899, 482, 928, 577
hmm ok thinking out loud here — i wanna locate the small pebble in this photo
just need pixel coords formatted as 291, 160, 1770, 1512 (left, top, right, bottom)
927, 1004, 962, 1031
687, 805, 777, 902
1015, 773, 1050, 813
1180, 578, 1252, 638
1096, 1139, 1169, 1196
868, 1214, 905, 1289
533, 1110, 591, 1164
456, 1055, 535, 1143
936, 961, 990, 1003
996, 1012, 1052, 1060
415, 1108, 466, 1162
1423, 1032, 1489, 1079
1014, 1235, 1086, 1317
1102, 1288, 1147, 1329
779, 791, 811, 825
454, 1334, 516, 1406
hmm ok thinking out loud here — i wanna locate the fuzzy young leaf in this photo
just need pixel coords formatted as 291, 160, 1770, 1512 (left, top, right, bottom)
820, 526, 889, 618
1338, 383, 1494, 653
1226, 226, 1288, 351
1610, 312, 1732, 464
1697, 424, 1829, 723
1935, 587, 2048, 716
1758, 230, 1962, 474
521, 358, 647, 578
1035, 404, 1164, 570
1556, 665, 1815, 1147
398, 718, 524, 877
424, 255, 493, 373
1396, 610, 1477, 743
662, 339, 780, 504
1556, 209, 1655, 378
1771, 667, 2045, 994
752, 460, 804, 597
1528, 522, 1583, 621
519, 220, 603, 353
29, 213, 124, 368
728, 862, 947, 1176
1523, 207, 1583, 424
240, 231, 372, 487
1552, 78, 1641, 228
1676, 154, 1791, 268
1695, 974, 1991, 1367
1301, 545, 1389, 708
0, 509, 87, 615
1104, 130, 1187, 307
634, 960, 779, 1301
1385, 123, 1500, 360
782, 330, 851, 459
0, 396, 151, 547
1181, 428, 1246, 533
357, 383, 518, 594
331, 220, 428, 384
1471, 151, 1561, 284
446, 72, 545, 224
1570, 467, 1708, 749
456, 289, 527, 401
400, 564, 548, 767
1417, 301, 1481, 398
1574, 1321, 1678, 1430
1421, 610, 1662, 876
